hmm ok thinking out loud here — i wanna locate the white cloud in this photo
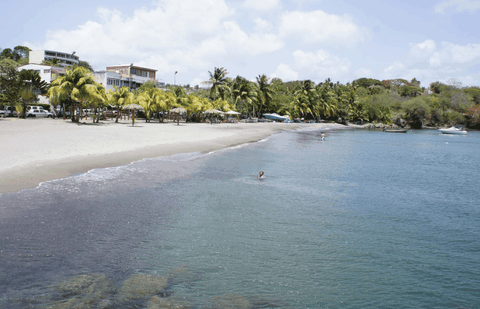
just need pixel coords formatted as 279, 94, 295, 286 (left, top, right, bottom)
223, 21, 284, 55
383, 39, 480, 86
434, 0, 480, 14
254, 18, 274, 32
271, 63, 299, 80
354, 68, 373, 78
384, 61, 406, 74
279, 10, 368, 46
243, 0, 281, 11
406, 40, 480, 67
292, 49, 351, 78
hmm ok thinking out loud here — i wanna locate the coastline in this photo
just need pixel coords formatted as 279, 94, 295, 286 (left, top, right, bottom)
0, 118, 357, 194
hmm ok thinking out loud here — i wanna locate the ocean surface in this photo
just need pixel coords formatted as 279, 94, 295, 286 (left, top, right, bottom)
0, 128, 479, 308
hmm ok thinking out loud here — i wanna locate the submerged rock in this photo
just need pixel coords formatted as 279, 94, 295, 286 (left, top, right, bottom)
47, 274, 115, 309
118, 273, 168, 302
147, 295, 192, 309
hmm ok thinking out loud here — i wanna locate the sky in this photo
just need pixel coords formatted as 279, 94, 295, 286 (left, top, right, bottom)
1, 0, 479, 88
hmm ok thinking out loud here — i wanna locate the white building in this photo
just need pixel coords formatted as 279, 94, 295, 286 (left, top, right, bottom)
18, 64, 65, 84
94, 64, 160, 92
29, 50, 80, 67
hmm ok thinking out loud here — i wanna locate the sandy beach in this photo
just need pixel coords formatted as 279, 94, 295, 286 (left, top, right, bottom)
0, 118, 354, 194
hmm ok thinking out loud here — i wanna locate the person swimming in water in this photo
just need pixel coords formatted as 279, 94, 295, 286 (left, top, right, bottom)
258, 171, 265, 179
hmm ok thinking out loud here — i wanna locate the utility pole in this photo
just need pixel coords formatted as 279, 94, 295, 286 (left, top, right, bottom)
174, 71, 178, 85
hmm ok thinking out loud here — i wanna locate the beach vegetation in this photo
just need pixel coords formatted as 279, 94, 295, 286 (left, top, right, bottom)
231, 75, 258, 116
206, 67, 230, 101
107, 86, 134, 123
17, 69, 48, 118
48, 65, 104, 122
256, 74, 275, 115
0, 58, 21, 108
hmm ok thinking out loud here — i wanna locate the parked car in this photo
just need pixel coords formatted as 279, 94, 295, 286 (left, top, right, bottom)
27, 105, 45, 113
4, 106, 18, 117
26, 109, 51, 118
103, 110, 118, 118
0, 109, 5, 117
43, 110, 54, 118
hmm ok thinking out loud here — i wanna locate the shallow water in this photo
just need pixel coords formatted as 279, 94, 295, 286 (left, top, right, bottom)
1, 128, 479, 308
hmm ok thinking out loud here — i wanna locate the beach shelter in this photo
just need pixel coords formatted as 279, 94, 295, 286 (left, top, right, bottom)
204, 109, 224, 114
204, 109, 224, 124
170, 107, 187, 125
225, 110, 240, 122
225, 110, 240, 115
123, 103, 143, 126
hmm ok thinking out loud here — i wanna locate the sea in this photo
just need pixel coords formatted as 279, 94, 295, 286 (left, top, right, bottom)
0, 127, 479, 308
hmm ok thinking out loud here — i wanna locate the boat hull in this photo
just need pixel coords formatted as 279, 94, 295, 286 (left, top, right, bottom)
438, 127, 467, 135
263, 113, 289, 122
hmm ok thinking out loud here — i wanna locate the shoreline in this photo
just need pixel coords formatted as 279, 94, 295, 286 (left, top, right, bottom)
0, 118, 358, 194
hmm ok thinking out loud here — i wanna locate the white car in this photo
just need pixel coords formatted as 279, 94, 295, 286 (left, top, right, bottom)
26, 109, 52, 118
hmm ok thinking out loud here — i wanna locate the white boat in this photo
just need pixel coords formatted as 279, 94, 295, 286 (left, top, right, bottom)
438, 126, 467, 135
263, 113, 290, 122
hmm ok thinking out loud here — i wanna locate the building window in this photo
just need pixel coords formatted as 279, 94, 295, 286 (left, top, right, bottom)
44, 69, 50, 73
131, 69, 136, 74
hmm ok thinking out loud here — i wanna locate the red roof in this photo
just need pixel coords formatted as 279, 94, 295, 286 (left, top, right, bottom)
467, 107, 480, 115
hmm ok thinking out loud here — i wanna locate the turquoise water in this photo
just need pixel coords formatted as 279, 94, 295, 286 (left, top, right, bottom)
1, 128, 479, 308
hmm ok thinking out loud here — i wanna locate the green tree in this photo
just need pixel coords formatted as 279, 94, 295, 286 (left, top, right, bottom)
231, 76, 258, 116
256, 74, 275, 115
0, 58, 21, 107
206, 67, 230, 101
315, 80, 337, 119
464, 87, 480, 105
42, 58, 60, 66
0, 46, 31, 64
48, 65, 103, 122
398, 85, 423, 97
107, 86, 134, 123
78, 60, 94, 72
292, 80, 317, 119
18, 69, 48, 118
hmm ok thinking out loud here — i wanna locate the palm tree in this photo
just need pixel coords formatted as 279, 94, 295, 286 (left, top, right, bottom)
90, 83, 106, 123
288, 94, 313, 119
18, 69, 48, 118
48, 65, 102, 122
206, 67, 230, 101
231, 76, 258, 116
137, 87, 163, 122
316, 80, 337, 119
256, 74, 274, 115
292, 80, 317, 119
107, 86, 134, 123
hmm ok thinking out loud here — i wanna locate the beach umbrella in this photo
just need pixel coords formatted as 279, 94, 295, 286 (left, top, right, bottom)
225, 110, 240, 115
170, 107, 187, 113
204, 109, 224, 114
123, 104, 143, 126
170, 107, 187, 125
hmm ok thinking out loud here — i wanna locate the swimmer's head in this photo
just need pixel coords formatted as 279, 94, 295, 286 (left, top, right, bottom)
259, 171, 264, 176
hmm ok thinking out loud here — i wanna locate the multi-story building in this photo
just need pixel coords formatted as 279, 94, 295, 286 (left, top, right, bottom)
94, 64, 160, 91
29, 50, 80, 67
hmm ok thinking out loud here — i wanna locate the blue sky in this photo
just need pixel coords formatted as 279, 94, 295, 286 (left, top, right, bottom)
1, 0, 479, 88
